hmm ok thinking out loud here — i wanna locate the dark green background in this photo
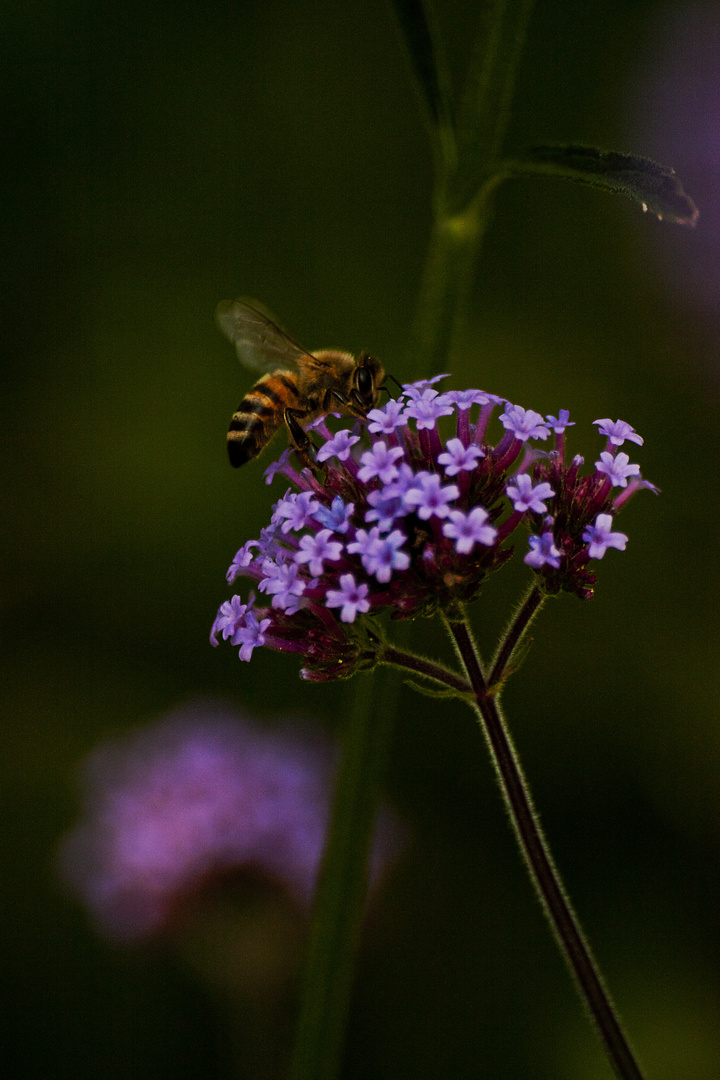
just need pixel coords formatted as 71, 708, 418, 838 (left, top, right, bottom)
3, 1, 719, 1077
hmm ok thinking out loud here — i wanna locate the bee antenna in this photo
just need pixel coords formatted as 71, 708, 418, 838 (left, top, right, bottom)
382, 373, 404, 397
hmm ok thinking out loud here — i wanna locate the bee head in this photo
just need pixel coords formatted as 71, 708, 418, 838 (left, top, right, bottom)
352, 351, 385, 413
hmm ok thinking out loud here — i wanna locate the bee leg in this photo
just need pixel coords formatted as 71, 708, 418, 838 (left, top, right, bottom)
329, 388, 365, 419
284, 408, 321, 472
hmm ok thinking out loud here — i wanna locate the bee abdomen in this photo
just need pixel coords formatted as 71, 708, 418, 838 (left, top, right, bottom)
226, 378, 297, 468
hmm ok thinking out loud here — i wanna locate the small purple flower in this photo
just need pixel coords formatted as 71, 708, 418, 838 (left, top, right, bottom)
506, 475, 555, 513
365, 487, 408, 531
443, 508, 498, 554
404, 390, 455, 430
257, 524, 282, 556
233, 610, 272, 661
367, 400, 408, 434
593, 419, 644, 447
307, 414, 338, 433
444, 389, 495, 411
525, 530, 563, 570
258, 561, 306, 613
401, 375, 450, 398
500, 405, 550, 442
345, 527, 376, 558
210, 595, 248, 645
316, 429, 361, 464
263, 448, 295, 486
314, 495, 355, 534
226, 540, 260, 583
595, 451, 641, 488
357, 441, 405, 484
295, 529, 344, 577
613, 476, 660, 510
582, 514, 628, 559
437, 438, 484, 476
386, 463, 417, 498
404, 472, 460, 519
546, 410, 575, 434
347, 527, 409, 583
325, 574, 371, 622
273, 491, 322, 533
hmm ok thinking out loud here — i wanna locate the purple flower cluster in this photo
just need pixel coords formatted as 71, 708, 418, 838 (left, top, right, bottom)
58, 705, 399, 942
212, 380, 656, 681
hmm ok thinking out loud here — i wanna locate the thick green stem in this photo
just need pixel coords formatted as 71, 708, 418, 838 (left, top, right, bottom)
455, 0, 536, 187
410, 0, 536, 375
287, 670, 396, 1080
444, 613, 647, 1080
410, 189, 495, 377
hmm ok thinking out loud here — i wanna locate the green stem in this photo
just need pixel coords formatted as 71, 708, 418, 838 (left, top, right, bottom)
287, 670, 396, 1080
410, 185, 498, 378
455, 0, 536, 186
410, 0, 536, 375
444, 613, 647, 1080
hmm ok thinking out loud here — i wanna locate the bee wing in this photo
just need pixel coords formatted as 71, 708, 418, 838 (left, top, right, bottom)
215, 298, 314, 374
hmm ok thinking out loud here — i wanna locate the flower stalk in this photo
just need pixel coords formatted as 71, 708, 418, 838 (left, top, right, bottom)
444, 611, 647, 1080
488, 580, 546, 689
380, 643, 472, 696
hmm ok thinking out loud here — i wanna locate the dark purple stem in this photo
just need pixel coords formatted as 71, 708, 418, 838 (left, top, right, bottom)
381, 646, 471, 696
488, 582, 545, 687
445, 614, 647, 1080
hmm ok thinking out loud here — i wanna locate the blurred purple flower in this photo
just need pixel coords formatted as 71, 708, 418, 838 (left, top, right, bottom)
58, 705, 398, 943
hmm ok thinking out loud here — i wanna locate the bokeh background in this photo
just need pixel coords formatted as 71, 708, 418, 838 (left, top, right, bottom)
3, 0, 720, 1077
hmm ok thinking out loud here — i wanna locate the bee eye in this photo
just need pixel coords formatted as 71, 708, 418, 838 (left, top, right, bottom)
355, 366, 372, 397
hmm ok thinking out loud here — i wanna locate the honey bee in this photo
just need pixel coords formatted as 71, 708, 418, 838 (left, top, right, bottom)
216, 298, 386, 468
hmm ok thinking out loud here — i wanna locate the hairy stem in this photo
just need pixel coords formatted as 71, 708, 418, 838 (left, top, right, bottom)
444, 613, 647, 1080
488, 581, 546, 688
381, 644, 472, 695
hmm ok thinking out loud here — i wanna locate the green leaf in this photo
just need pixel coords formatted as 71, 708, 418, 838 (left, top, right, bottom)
507, 145, 699, 226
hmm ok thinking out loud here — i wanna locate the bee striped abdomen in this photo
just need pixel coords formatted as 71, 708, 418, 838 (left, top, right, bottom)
227, 372, 300, 468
